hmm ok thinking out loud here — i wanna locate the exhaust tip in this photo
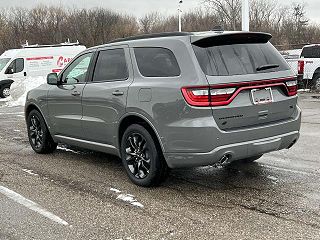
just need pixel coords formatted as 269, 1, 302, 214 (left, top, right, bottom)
218, 153, 232, 166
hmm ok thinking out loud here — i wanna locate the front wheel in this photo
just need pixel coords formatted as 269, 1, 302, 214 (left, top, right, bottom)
0, 86, 10, 98
27, 110, 57, 154
120, 124, 168, 187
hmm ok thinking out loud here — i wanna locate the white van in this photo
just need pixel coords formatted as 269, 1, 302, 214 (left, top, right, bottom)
0, 42, 86, 98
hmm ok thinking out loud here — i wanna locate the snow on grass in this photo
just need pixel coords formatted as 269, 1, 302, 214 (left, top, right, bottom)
110, 188, 144, 208
6, 77, 46, 107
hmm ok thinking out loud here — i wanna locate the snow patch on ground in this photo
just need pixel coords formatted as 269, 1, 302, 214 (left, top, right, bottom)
22, 169, 39, 176
57, 146, 81, 154
110, 188, 121, 193
298, 89, 311, 92
116, 194, 144, 208
6, 77, 46, 107
110, 188, 144, 208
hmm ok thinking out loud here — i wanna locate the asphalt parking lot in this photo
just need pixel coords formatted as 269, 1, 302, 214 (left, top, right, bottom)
0, 94, 320, 240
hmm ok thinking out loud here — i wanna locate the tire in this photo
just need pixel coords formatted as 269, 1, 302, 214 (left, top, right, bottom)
0, 85, 11, 98
27, 110, 57, 154
311, 73, 320, 92
120, 124, 168, 187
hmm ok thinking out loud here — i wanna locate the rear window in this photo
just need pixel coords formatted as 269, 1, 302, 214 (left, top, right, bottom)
301, 46, 320, 58
193, 42, 289, 76
93, 48, 128, 82
134, 47, 180, 77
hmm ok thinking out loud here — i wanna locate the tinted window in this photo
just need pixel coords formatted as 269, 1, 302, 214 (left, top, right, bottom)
93, 49, 128, 82
193, 42, 289, 76
301, 46, 320, 58
134, 48, 180, 77
62, 52, 93, 84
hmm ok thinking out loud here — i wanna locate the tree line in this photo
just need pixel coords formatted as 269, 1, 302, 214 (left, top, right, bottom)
0, 0, 319, 54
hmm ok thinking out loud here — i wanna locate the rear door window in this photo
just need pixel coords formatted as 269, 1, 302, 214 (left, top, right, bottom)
92, 48, 128, 82
134, 47, 180, 77
193, 42, 289, 76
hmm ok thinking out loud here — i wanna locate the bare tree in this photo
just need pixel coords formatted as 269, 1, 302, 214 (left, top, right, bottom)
202, 0, 241, 30
0, 2, 319, 54
139, 12, 163, 33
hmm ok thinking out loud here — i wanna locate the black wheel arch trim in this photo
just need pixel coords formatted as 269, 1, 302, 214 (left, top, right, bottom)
0, 79, 14, 89
118, 112, 165, 154
25, 103, 53, 137
312, 68, 320, 79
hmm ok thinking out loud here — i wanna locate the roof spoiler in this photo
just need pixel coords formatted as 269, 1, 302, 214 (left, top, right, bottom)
191, 32, 272, 48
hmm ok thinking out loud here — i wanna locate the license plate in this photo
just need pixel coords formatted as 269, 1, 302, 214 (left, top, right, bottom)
251, 88, 273, 105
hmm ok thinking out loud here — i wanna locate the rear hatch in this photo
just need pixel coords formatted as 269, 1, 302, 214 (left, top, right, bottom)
188, 32, 298, 130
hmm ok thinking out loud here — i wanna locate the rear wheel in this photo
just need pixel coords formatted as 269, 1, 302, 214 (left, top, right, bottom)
27, 110, 57, 154
0, 85, 10, 98
120, 124, 168, 187
311, 73, 320, 91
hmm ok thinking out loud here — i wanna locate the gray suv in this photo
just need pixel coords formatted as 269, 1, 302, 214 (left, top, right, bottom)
25, 31, 301, 186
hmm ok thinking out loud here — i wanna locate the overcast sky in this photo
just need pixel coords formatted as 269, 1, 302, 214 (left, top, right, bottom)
0, 0, 319, 23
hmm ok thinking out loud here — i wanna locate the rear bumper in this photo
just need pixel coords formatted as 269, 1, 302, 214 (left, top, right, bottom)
164, 131, 299, 168
164, 107, 301, 168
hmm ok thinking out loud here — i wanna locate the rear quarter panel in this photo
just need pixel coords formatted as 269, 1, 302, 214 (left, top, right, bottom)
126, 38, 218, 153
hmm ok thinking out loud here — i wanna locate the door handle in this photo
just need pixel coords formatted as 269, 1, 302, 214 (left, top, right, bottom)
112, 90, 124, 96
71, 91, 81, 96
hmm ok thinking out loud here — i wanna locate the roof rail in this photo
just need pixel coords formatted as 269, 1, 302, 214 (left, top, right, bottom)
109, 32, 193, 44
22, 40, 81, 48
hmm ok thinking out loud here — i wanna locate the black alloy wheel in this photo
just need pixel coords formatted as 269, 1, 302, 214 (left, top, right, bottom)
27, 110, 57, 154
125, 132, 151, 179
121, 124, 168, 187
29, 114, 44, 150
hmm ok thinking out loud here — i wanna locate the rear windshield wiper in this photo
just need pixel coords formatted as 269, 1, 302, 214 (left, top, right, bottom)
256, 64, 279, 71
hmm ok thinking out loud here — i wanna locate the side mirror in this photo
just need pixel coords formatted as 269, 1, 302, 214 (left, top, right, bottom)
47, 73, 59, 85
5, 67, 14, 74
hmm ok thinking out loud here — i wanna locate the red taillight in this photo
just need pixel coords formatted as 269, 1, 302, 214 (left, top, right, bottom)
181, 87, 210, 106
285, 79, 298, 96
181, 87, 235, 107
181, 77, 297, 107
298, 60, 304, 75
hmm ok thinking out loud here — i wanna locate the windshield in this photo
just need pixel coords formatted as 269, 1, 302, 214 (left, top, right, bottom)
193, 42, 289, 76
0, 58, 11, 72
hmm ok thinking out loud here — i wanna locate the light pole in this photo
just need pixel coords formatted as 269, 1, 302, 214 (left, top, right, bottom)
242, 0, 249, 31
178, 0, 183, 32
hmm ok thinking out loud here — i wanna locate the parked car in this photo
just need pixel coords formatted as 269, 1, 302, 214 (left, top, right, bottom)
297, 44, 320, 90
25, 31, 301, 186
0, 42, 86, 98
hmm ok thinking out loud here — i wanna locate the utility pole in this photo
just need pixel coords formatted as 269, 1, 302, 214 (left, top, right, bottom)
242, 0, 249, 31
178, 0, 183, 32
